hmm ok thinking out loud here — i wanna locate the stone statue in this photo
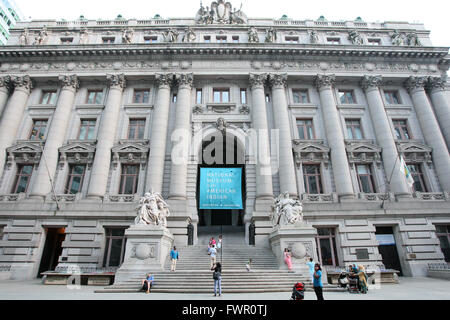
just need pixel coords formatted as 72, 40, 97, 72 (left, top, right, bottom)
122, 27, 134, 44
215, 117, 228, 133
309, 30, 319, 44
348, 30, 363, 45
79, 28, 89, 44
406, 32, 421, 46
265, 27, 277, 43
19, 29, 29, 45
271, 192, 303, 226
135, 192, 170, 227
34, 26, 48, 45
182, 27, 197, 42
195, 1, 247, 24
391, 30, 404, 46
163, 28, 179, 43
248, 26, 259, 43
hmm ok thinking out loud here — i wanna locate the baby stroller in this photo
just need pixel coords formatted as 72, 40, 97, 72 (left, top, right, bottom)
338, 272, 349, 289
348, 276, 359, 294
290, 282, 305, 300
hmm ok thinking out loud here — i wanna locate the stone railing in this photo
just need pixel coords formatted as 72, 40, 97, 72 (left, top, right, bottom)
427, 263, 450, 270
301, 193, 336, 203
358, 193, 394, 201
104, 194, 140, 203
47, 193, 82, 202
0, 193, 26, 202
413, 192, 448, 201
55, 265, 117, 274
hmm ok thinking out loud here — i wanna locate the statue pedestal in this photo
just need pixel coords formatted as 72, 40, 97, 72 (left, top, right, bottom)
114, 224, 174, 284
269, 223, 320, 278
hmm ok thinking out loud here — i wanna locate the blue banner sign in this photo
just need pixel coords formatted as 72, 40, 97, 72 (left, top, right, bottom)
199, 167, 243, 210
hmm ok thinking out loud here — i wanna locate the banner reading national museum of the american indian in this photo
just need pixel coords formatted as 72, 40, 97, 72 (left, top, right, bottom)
199, 167, 243, 210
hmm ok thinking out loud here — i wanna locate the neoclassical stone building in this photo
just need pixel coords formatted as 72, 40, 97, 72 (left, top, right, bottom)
0, 1, 449, 280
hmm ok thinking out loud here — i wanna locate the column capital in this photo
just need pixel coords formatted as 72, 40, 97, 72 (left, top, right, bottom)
175, 73, 194, 89
106, 73, 126, 90
314, 74, 335, 90
0, 75, 11, 92
427, 76, 447, 92
12, 75, 34, 94
155, 73, 175, 89
361, 75, 383, 91
249, 73, 268, 89
404, 76, 427, 93
268, 73, 287, 88
58, 74, 79, 91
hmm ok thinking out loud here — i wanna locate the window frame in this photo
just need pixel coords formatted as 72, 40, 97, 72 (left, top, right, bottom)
303, 164, 324, 194
384, 90, 401, 105
435, 225, 450, 262
392, 119, 412, 140
143, 36, 158, 43
29, 119, 48, 141
132, 89, 150, 104
285, 36, 299, 44
213, 88, 230, 103
240, 88, 247, 104
407, 163, 428, 192
292, 89, 310, 104
103, 227, 127, 268
102, 37, 115, 44
78, 119, 97, 140
12, 164, 33, 194
64, 164, 86, 194
345, 118, 364, 140
315, 227, 339, 266
356, 163, 376, 193
86, 89, 104, 104
367, 38, 381, 46
296, 119, 315, 140
118, 164, 139, 194
326, 37, 341, 45
196, 89, 203, 104
338, 89, 356, 104
40, 90, 58, 105
216, 35, 227, 43
127, 118, 146, 140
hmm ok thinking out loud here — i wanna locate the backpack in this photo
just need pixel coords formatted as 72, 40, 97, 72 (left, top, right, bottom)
213, 271, 221, 280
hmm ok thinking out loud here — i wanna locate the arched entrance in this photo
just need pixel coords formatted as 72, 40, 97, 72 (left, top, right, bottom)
196, 129, 246, 239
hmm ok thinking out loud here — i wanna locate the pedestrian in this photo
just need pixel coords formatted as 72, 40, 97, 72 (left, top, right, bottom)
313, 263, 324, 300
170, 246, 179, 272
213, 262, 222, 297
306, 257, 315, 281
217, 235, 222, 250
283, 248, 293, 271
210, 245, 217, 270
245, 258, 252, 272
358, 265, 368, 294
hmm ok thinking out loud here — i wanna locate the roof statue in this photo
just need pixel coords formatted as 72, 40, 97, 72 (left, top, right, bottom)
195, 0, 248, 24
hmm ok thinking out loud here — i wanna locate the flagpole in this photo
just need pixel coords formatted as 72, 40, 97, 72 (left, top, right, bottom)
380, 153, 400, 210
39, 144, 61, 211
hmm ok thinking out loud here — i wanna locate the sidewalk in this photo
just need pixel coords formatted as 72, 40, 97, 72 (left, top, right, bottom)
0, 277, 448, 300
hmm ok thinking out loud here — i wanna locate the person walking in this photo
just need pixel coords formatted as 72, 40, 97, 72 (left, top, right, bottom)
209, 245, 217, 270
213, 262, 222, 297
313, 263, 324, 300
306, 257, 315, 282
170, 246, 179, 272
217, 235, 222, 250
245, 258, 252, 272
283, 248, 293, 271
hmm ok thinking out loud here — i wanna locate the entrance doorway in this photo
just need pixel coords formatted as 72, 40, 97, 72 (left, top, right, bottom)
375, 226, 403, 275
37, 227, 66, 277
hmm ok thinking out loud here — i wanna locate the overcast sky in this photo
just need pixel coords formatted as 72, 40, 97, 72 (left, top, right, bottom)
15, 0, 450, 46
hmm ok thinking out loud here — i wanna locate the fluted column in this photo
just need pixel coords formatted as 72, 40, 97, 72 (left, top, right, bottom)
87, 74, 126, 199
250, 73, 274, 199
145, 73, 174, 194
0, 75, 33, 180
405, 76, 450, 191
0, 76, 11, 118
30, 75, 80, 199
268, 74, 298, 197
314, 74, 354, 198
428, 76, 450, 150
361, 75, 411, 197
169, 73, 193, 199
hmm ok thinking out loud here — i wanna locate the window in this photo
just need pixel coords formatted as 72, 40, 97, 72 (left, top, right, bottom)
86, 90, 104, 104
103, 228, 127, 267
204, 36, 211, 43
303, 164, 323, 194
240, 89, 247, 104
338, 90, 356, 104
297, 119, 314, 140
367, 38, 381, 46
65, 165, 86, 194
315, 227, 339, 266
285, 36, 299, 44
29, 120, 47, 140
293, 89, 309, 103
216, 35, 227, 43
41, 90, 57, 105
384, 91, 401, 105
196, 89, 202, 104
393, 119, 411, 140
127, 119, 146, 140
408, 164, 427, 192
435, 225, 450, 262
0, 225, 4, 241
60, 37, 73, 44
78, 119, 96, 140
213, 88, 230, 103
356, 164, 376, 193
12, 165, 33, 193
102, 37, 115, 44
327, 37, 341, 45
133, 89, 150, 103
232, 36, 239, 43
345, 119, 364, 139
119, 165, 139, 194
144, 36, 157, 43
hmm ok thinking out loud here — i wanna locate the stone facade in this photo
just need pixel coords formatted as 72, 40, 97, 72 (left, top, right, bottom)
0, 2, 449, 280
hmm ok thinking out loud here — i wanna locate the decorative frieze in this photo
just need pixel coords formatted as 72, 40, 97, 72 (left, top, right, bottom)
58, 141, 97, 169
111, 140, 150, 169
6, 141, 44, 168
396, 140, 432, 166
345, 140, 382, 168
292, 139, 330, 167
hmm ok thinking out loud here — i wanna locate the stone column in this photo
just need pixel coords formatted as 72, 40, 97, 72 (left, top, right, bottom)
87, 74, 126, 199
29, 75, 79, 199
0, 75, 33, 180
169, 73, 193, 199
405, 76, 450, 191
268, 74, 298, 197
0, 76, 11, 118
145, 73, 173, 194
314, 74, 354, 198
361, 75, 411, 197
249, 73, 274, 199
428, 76, 450, 150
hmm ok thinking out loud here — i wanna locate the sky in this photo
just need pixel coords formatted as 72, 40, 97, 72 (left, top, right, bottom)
14, 0, 450, 46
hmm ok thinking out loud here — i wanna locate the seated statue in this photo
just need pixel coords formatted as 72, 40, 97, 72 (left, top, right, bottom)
271, 191, 303, 226
135, 191, 170, 227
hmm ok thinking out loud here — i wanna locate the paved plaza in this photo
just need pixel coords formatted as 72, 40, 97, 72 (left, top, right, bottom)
0, 276, 448, 300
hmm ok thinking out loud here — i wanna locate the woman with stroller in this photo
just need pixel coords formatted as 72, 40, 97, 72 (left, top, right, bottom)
358, 265, 368, 294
